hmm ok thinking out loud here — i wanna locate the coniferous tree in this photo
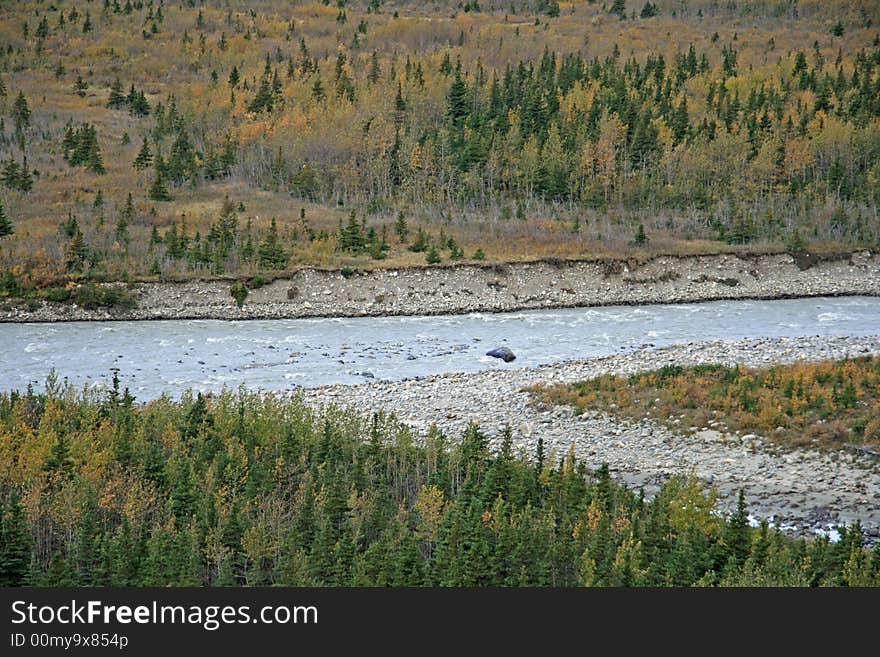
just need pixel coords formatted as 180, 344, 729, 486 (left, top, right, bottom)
12, 92, 30, 135
133, 137, 153, 171
74, 75, 88, 97
389, 128, 402, 187
84, 128, 105, 174
425, 243, 441, 264
0, 494, 31, 586
368, 51, 382, 84
724, 490, 751, 567
339, 211, 366, 254
65, 227, 88, 272
116, 214, 130, 248
17, 157, 32, 193
240, 218, 255, 262
1, 159, 20, 190
610, 0, 627, 19
640, 2, 659, 18
166, 129, 196, 184
149, 154, 172, 201
129, 89, 151, 117
248, 75, 275, 113
311, 72, 325, 102
631, 223, 649, 247
334, 52, 355, 102
107, 78, 127, 109
64, 123, 105, 173
0, 199, 13, 238
271, 68, 283, 102
120, 192, 135, 224
394, 212, 409, 242
671, 96, 690, 145
446, 60, 469, 129
258, 218, 287, 269
394, 82, 407, 127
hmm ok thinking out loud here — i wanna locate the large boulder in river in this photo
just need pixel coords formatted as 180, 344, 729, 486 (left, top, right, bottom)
486, 347, 516, 362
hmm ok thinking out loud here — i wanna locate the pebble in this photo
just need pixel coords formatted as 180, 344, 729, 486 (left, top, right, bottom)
3, 251, 878, 322
303, 334, 880, 543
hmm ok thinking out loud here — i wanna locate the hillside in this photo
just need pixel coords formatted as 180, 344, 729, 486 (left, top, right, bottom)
0, 0, 879, 298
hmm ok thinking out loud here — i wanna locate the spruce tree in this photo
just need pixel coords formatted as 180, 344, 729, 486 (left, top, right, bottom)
334, 52, 354, 101
368, 51, 381, 84
84, 126, 105, 173
258, 218, 287, 269
311, 72, 325, 102
0, 494, 32, 586
640, 1, 659, 18
672, 97, 690, 145
130, 90, 150, 117
394, 82, 407, 126
133, 137, 153, 171
74, 75, 88, 97
631, 111, 658, 167
425, 243, 441, 264
12, 92, 30, 134
149, 156, 172, 201
120, 192, 135, 224
631, 223, 649, 247
248, 76, 275, 113
394, 212, 409, 242
339, 211, 365, 254
389, 128, 402, 187
18, 156, 34, 192
107, 77, 127, 109
0, 199, 13, 238
1, 159, 20, 190
115, 214, 130, 248
65, 227, 88, 272
446, 60, 469, 128
167, 129, 195, 183
241, 219, 255, 262
724, 490, 751, 567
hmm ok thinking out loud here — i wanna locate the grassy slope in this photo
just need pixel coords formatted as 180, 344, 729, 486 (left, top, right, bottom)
0, 0, 878, 290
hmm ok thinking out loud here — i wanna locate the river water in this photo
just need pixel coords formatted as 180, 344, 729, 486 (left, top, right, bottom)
2, 296, 878, 400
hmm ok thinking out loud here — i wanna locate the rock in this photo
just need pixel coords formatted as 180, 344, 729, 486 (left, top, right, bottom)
486, 346, 516, 362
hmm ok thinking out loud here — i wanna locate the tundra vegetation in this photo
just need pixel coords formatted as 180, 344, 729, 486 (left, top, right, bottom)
529, 355, 880, 451
0, 0, 879, 306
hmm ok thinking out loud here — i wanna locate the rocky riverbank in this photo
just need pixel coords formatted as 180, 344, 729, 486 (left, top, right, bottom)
2, 250, 879, 322
303, 334, 880, 542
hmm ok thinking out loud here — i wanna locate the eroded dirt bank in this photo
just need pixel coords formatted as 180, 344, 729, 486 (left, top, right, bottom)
3, 250, 879, 322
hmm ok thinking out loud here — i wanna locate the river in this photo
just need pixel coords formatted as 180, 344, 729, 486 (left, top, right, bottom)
2, 295, 878, 399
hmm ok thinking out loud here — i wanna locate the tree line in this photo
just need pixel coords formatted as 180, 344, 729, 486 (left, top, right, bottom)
1, 376, 878, 587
